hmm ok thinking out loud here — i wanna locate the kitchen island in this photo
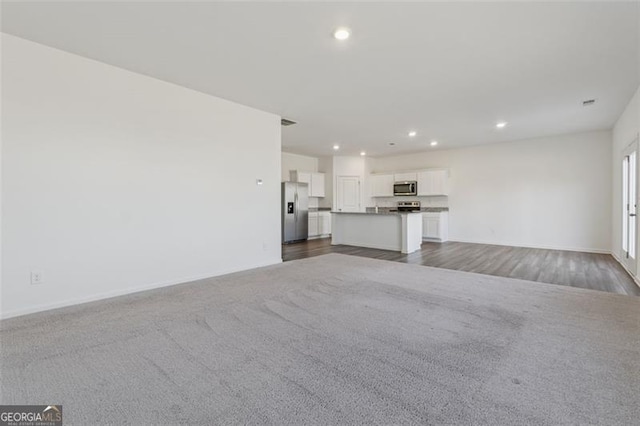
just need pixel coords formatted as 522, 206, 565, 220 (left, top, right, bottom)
331, 211, 423, 254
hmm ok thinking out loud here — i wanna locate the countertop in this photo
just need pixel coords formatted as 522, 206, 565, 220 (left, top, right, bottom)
419, 207, 449, 212
332, 211, 422, 215
361, 207, 449, 214
309, 207, 332, 212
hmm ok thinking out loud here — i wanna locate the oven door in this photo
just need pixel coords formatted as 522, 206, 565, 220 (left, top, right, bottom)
394, 181, 417, 196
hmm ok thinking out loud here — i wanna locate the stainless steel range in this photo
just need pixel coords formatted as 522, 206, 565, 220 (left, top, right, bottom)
397, 201, 421, 212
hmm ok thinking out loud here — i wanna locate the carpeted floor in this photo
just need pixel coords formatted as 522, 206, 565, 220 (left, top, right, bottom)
1, 253, 638, 425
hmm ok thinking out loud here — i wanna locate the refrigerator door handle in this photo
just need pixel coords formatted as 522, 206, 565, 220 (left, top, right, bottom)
294, 192, 298, 221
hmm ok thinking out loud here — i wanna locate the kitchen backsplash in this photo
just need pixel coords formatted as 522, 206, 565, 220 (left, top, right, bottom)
308, 197, 319, 208
370, 196, 449, 208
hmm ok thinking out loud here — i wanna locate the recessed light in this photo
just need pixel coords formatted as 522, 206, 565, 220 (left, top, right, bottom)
430, 141, 438, 146
408, 131, 417, 137
333, 28, 350, 41
333, 144, 340, 150
496, 122, 507, 129
360, 151, 366, 156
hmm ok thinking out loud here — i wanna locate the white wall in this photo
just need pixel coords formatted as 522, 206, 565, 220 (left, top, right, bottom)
612, 87, 640, 267
1, 34, 282, 318
372, 131, 612, 252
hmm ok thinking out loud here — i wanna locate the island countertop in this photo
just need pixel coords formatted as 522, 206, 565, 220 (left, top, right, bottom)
331, 211, 422, 216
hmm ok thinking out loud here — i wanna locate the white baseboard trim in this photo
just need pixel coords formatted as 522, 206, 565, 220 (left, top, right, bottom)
423, 238, 447, 243
308, 234, 331, 240
610, 252, 640, 289
447, 238, 611, 254
0, 258, 283, 321
332, 240, 402, 252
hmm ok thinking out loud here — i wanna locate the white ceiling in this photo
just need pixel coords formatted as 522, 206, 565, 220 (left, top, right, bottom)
2, 1, 639, 157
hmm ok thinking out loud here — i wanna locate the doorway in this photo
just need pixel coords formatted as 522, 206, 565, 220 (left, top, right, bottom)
622, 140, 638, 274
336, 176, 360, 212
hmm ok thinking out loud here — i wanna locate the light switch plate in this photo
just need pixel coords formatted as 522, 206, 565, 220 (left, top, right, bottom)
31, 271, 44, 285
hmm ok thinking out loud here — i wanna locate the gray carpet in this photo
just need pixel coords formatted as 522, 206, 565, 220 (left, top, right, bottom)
1, 253, 638, 425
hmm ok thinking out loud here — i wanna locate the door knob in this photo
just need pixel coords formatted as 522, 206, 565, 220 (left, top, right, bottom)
631, 213, 637, 217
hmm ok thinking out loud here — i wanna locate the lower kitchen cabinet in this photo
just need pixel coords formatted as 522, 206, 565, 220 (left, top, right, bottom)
319, 211, 331, 235
422, 212, 449, 242
308, 211, 332, 238
308, 213, 319, 238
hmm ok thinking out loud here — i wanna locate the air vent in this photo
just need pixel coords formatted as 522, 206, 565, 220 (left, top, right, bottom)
583, 99, 596, 106
281, 118, 297, 126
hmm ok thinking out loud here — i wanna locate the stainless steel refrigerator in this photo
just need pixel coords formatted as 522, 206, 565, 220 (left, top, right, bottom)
282, 182, 309, 243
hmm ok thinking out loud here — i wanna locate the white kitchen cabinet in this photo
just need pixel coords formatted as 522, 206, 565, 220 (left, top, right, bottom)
417, 170, 449, 196
319, 211, 332, 235
308, 211, 331, 238
310, 173, 325, 197
370, 174, 394, 197
394, 172, 418, 182
291, 170, 311, 186
290, 170, 325, 197
308, 212, 319, 238
422, 212, 449, 242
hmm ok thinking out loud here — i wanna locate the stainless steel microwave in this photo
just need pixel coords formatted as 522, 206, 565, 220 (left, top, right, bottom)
394, 181, 417, 196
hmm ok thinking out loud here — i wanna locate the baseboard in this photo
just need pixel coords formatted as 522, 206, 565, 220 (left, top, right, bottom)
422, 238, 447, 243
308, 234, 331, 240
447, 238, 610, 254
0, 258, 283, 320
332, 241, 402, 252
610, 252, 640, 289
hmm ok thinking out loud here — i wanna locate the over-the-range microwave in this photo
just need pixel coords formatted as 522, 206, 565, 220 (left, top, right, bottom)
393, 181, 417, 196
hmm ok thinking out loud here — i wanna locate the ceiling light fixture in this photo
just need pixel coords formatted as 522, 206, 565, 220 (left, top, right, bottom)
430, 141, 438, 146
333, 28, 351, 41
333, 144, 340, 150
360, 151, 366, 156
408, 131, 417, 137
496, 122, 508, 129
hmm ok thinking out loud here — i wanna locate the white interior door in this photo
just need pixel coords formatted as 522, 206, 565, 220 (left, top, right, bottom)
622, 141, 638, 274
336, 176, 360, 212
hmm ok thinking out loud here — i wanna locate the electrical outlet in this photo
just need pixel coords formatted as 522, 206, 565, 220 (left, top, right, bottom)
31, 271, 44, 285
262, 242, 268, 251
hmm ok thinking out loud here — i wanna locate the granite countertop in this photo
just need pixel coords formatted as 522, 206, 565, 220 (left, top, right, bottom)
331, 211, 422, 215
329, 207, 449, 215
358, 207, 449, 214
309, 207, 332, 212
420, 207, 449, 212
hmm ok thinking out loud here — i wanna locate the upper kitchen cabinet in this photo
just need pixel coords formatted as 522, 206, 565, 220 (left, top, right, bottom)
310, 173, 325, 198
394, 172, 418, 182
290, 170, 325, 197
417, 170, 449, 196
370, 173, 394, 197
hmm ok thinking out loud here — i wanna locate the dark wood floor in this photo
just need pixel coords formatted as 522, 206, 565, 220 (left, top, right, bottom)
283, 238, 640, 296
